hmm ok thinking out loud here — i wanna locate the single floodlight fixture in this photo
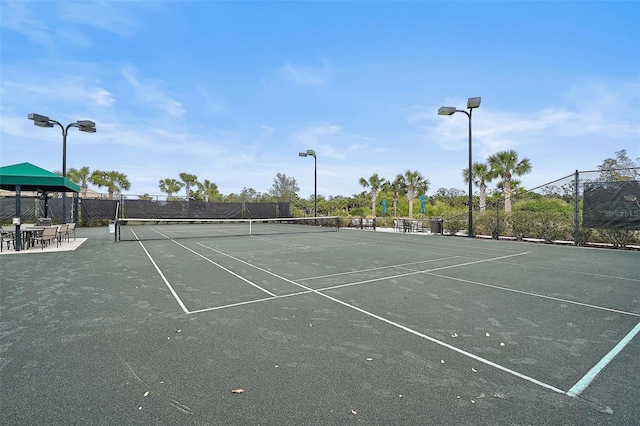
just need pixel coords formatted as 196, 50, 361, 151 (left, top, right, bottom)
28, 113, 50, 123
306, 149, 316, 157
438, 106, 457, 115
79, 126, 96, 133
467, 97, 481, 109
76, 120, 96, 128
34, 120, 54, 127
299, 152, 308, 157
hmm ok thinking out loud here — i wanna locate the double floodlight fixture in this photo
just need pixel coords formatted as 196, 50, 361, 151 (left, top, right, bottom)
28, 113, 97, 132
438, 97, 482, 116
27, 112, 97, 225
298, 149, 317, 219
298, 149, 316, 158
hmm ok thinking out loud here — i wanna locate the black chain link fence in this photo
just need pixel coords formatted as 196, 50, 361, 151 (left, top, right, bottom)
1, 195, 291, 226
2, 169, 638, 248
442, 168, 640, 248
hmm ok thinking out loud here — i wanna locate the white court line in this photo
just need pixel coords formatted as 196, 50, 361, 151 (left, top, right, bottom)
423, 272, 640, 318
187, 289, 317, 314
198, 244, 526, 290
172, 240, 277, 298
193, 244, 567, 394
251, 235, 310, 249
188, 295, 278, 314
490, 259, 640, 283
299, 256, 460, 281
567, 321, 640, 397
190, 248, 528, 311
132, 230, 189, 313
145, 227, 277, 298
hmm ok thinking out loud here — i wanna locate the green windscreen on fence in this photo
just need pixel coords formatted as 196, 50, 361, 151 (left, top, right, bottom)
583, 180, 640, 230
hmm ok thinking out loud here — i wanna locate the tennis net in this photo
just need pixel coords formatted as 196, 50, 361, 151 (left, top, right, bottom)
115, 216, 340, 241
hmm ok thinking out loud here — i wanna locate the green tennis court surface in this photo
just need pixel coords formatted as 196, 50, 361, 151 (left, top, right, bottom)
1, 226, 638, 424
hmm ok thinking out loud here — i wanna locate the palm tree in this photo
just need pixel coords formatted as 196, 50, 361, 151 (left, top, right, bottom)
179, 173, 198, 200
332, 196, 349, 214
384, 175, 405, 218
463, 162, 492, 212
158, 178, 184, 201
488, 150, 532, 212
67, 166, 92, 198
90, 170, 131, 200
198, 179, 221, 202
359, 173, 386, 218
398, 170, 430, 219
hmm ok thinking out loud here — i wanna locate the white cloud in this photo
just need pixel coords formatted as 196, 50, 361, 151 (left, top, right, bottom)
194, 84, 226, 116
1, 75, 115, 112
413, 81, 640, 162
58, 2, 141, 38
0, 1, 55, 49
260, 125, 275, 135
92, 88, 116, 107
295, 123, 342, 146
122, 69, 185, 117
277, 60, 332, 86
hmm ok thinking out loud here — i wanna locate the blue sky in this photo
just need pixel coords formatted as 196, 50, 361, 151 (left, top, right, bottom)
1, 1, 639, 199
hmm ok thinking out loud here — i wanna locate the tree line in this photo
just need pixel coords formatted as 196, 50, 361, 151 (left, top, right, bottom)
63, 149, 638, 218
358, 149, 532, 219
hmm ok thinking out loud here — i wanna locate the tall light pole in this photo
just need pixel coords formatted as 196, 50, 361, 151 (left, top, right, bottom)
298, 149, 317, 218
438, 97, 481, 238
28, 113, 96, 224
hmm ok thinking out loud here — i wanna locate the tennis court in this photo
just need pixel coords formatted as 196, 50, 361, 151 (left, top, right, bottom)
1, 222, 638, 425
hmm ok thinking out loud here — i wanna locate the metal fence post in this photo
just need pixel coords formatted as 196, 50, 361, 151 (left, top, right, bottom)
496, 200, 500, 239
574, 170, 580, 246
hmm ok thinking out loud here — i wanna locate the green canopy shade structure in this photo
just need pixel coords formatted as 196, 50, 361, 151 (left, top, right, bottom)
0, 162, 80, 193
0, 162, 80, 251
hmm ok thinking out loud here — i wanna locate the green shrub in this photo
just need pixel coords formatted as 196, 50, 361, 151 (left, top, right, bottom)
474, 211, 498, 237
510, 211, 532, 240
599, 229, 638, 248
446, 219, 465, 235
577, 227, 596, 246
513, 198, 572, 213
533, 211, 572, 242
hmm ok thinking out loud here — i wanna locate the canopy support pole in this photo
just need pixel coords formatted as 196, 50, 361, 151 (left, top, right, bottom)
15, 185, 22, 251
